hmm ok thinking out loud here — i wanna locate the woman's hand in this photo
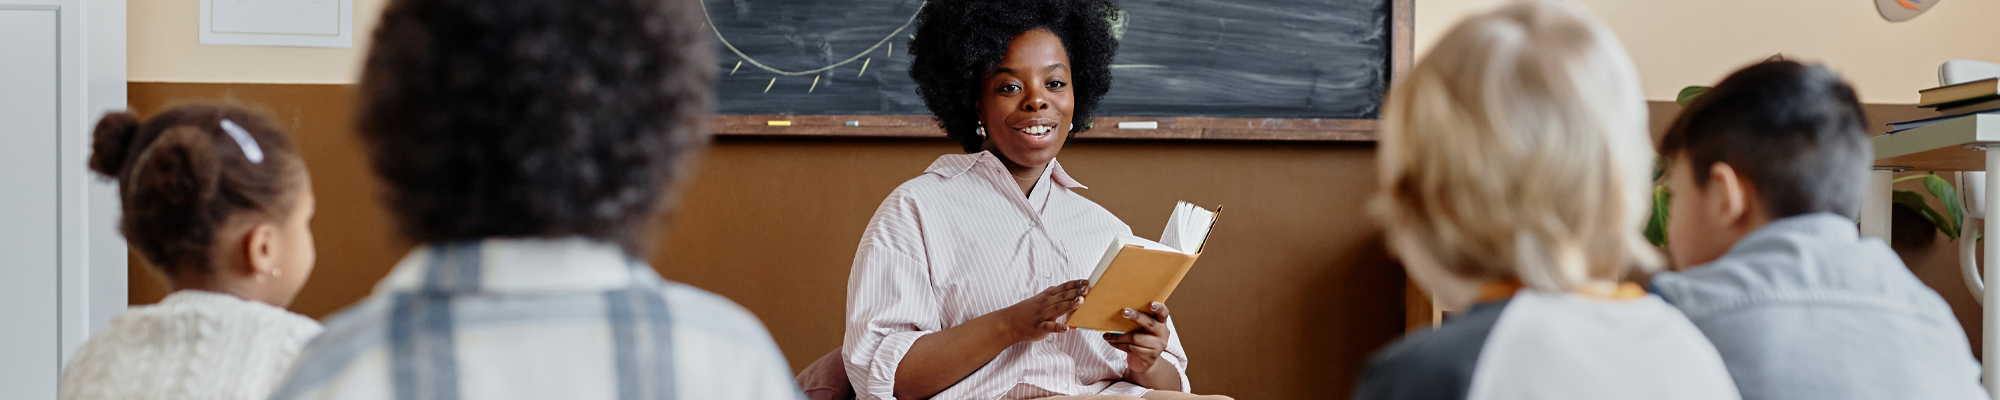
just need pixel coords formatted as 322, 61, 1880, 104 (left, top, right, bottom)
1105, 302, 1182, 391
892, 279, 1089, 400
995, 279, 1089, 343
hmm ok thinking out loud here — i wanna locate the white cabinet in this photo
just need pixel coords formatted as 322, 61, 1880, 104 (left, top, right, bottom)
0, 8, 63, 397
0, 0, 124, 397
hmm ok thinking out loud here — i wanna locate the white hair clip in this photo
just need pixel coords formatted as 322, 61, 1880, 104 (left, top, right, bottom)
218, 119, 265, 164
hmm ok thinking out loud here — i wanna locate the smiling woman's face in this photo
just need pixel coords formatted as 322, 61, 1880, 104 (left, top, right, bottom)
978, 28, 1074, 170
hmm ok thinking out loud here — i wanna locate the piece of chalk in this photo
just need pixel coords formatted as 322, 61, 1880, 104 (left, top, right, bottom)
768, 120, 792, 126
1117, 121, 1159, 129
845, 121, 860, 127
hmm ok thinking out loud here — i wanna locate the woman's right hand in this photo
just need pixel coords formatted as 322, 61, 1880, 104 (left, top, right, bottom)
995, 279, 1089, 342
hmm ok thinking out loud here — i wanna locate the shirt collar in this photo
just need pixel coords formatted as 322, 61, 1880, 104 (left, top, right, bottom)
374, 237, 647, 295
1723, 212, 1860, 258
923, 151, 1088, 189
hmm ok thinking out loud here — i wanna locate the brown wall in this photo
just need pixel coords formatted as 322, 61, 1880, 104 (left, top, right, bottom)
128, 82, 1407, 399
128, 81, 1991, 398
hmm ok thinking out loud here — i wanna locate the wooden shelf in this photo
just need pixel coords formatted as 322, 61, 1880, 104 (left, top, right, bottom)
1873, 114, 2000, 171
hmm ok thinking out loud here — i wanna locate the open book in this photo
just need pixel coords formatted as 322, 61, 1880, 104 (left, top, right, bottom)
1070, 201, 1220, 333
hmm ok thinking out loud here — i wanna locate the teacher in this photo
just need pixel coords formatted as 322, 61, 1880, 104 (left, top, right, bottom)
841, 1, 1227, 400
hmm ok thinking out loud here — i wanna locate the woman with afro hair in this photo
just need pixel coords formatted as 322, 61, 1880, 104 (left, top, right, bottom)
841, 1, 1230, 399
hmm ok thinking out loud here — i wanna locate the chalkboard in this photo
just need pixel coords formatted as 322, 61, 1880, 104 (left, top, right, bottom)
703, 0, 1389, 120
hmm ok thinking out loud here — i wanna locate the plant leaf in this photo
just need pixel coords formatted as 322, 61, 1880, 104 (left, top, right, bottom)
1653, 158, 1667, 182
1645, 184, 1670, 247
1924, 173, 1964, 239
1895, 190, 1954, 240
1765, 53, 1785, 62
1677, 86, 1710, 108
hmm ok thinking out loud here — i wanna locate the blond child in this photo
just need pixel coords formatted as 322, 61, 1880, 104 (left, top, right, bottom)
1352, 2, 1738, 399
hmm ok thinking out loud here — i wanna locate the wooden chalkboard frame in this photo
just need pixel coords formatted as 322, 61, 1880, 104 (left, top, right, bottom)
714, 0, 1412, 142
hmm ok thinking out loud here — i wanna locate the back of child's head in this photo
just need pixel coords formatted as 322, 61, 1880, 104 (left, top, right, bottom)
88, 104, 305, 279
1659, 61, 1870, 220
357, 0, 713, 255
1373, 0, 1657, 298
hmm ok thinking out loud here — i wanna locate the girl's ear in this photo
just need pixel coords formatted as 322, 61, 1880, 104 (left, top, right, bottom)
244, 223, 282, 280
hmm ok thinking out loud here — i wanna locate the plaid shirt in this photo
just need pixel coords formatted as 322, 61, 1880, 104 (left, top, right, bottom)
271, 238, 803, 400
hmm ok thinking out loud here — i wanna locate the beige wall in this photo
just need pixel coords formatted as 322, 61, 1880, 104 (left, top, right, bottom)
133, 0, 2000, 103
1417, 0, 2000, 104
129, 0, 385, 83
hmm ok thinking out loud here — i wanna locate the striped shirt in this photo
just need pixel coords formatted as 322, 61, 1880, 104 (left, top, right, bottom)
843, 151, 1191, 400
270, 238, 803, 400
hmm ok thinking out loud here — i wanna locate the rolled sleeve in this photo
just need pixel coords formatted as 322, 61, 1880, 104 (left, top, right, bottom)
842, 193, 942, 400
856, 330, 929, 398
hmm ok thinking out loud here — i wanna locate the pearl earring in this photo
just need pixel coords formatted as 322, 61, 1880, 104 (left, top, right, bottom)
976, 122, 986, 138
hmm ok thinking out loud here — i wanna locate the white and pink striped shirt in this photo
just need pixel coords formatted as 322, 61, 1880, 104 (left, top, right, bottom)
843, 151, 1190, 400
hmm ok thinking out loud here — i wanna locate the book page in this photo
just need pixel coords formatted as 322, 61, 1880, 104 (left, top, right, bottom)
1160, 201, 1215, 253
1161, 203, 1187, 251
1183, 204, 1215, 253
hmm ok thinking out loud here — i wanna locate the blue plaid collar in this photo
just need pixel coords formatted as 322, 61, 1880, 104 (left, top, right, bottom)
372, 238, 648, 295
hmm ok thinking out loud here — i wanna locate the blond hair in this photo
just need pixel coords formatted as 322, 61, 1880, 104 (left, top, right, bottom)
1373, 0, 1658, 303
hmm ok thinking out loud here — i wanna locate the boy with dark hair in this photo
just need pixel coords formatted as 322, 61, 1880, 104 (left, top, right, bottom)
1650, 60, 1985, 400
269, 0, 803, 398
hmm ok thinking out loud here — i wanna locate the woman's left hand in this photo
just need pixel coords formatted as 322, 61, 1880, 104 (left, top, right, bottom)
1104, 302, 1178, 390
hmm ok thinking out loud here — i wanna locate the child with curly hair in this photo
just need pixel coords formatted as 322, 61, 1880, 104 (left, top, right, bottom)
60, 103, 320, 400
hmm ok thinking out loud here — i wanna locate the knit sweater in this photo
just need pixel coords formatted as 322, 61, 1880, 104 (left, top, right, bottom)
59, 290, 323, 400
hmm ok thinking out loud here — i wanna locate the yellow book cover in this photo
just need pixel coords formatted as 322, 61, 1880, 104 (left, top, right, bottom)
1068, 202, 1219, 333
1920, 78, 2000, 108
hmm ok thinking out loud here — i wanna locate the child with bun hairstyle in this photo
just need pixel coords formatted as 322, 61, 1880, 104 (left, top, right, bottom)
59, 103, 319, 400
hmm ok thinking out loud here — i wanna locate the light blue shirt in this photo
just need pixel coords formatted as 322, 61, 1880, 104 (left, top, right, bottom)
271, 238, 803, 400
1651, 213, 1986, 400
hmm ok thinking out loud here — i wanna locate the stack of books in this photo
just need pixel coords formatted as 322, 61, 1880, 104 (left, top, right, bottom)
1888, 77, 2000, 133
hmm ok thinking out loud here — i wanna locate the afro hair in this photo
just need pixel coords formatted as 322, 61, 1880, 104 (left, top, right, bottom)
907, 0, 1121, 152
357, 0, 715, 254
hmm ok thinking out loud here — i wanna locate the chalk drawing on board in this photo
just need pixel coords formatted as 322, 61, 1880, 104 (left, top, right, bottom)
697, 0, 1411, 119
1108, 9, 1128, 40
702, 0, 1159, 95
699, 0, 923, 77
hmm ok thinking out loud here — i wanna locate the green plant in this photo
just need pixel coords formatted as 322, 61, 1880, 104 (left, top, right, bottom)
1676, 86, 1709, 108
1894, 173, 1967, 240
1648, 83, 1705, 247
1644, 159, 1670, 246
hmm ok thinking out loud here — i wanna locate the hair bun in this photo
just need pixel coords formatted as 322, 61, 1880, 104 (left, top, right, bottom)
136, 126, 226, 208
89, 111, 143, 178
